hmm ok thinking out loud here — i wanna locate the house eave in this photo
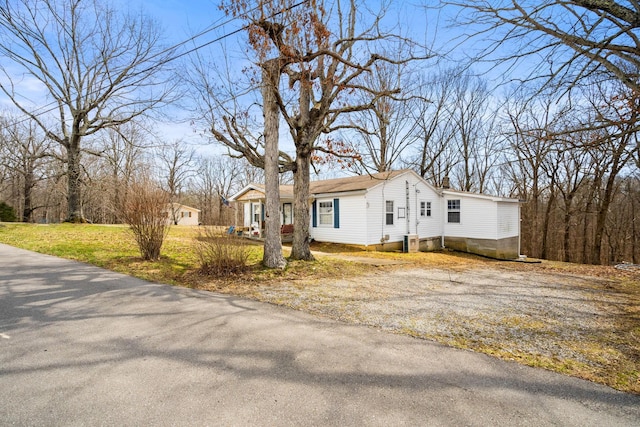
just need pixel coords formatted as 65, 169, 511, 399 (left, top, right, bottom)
311, 189, 368, 199
441, 189, 519, 203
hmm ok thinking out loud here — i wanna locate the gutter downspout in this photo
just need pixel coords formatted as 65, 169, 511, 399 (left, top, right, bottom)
440, 191, 446, 249
405, 180, 410, 235
518, 201, 522, 257
381, 182, 386, 245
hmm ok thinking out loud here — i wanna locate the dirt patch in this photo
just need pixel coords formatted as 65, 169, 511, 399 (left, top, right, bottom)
199, 255, 640, 394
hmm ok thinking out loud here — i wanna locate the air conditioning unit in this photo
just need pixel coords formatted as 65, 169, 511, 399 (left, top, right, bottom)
403, 234, 419, 253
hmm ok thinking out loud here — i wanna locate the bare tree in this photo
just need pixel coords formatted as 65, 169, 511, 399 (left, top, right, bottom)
348, 60, 419, 174
502, 94, 565, 257
0, 0, 175, 222
447, 72, 500, 192
208, 0, 430, 261
156, 140, 196, 224
405, 70, 457, 185
261, 58, 287, 268
453, 0, 640, 93
95, 123, 150, 222
581, 81, 638, 264
0, 113, 53, 222
120, 177, 171, 261
193, 155, 243, 226
554, 137, 591, 262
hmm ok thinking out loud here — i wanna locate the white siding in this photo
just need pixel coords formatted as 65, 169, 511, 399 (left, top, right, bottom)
310, 195, 368, 245
497, 202, 519, 239
243, 203, 251, 227
415, 183, 443, 241
174, 208, 199, 226
365, 172, 442, 246
444, 195, 498, 240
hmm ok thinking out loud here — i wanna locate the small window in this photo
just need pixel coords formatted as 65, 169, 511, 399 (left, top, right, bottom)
447, 199, 460, 223
420, 201, 431, 218
319, 200, 333, 226
252, 203, 261, 223
385, 200, 394, 225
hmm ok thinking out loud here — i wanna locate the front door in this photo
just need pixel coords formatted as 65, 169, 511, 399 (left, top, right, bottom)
283, 203, 293, 225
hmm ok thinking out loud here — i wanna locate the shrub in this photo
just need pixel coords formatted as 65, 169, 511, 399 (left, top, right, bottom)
0, 202, 17, 222
194, 227, 249, 276
119, 180, 170, 261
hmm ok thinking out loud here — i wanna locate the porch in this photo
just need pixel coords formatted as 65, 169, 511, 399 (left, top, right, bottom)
229, 223, 294, 243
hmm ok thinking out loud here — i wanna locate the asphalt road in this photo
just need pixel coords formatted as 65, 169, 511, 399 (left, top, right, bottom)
0, 243, 638, 426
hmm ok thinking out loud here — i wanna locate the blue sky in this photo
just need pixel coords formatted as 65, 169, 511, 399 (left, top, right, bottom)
121, 1, 471, 152
0, 0, 512, 164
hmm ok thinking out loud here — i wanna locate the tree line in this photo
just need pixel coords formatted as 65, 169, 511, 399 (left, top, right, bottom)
0, 0, 638, 266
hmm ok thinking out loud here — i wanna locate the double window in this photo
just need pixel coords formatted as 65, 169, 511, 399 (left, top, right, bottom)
420, 201, 431, 218
447, 199, 460, 223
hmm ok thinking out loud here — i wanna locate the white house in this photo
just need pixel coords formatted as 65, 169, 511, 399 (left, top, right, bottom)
166, 203, 200, 226
230, 170, 521, 259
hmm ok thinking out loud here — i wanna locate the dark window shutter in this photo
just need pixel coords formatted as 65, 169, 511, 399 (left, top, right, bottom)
261, 203, 265, 222
333, 198, 340, 228
312, 200, 317, 228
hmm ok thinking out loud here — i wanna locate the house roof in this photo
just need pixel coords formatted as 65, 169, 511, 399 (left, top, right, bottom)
169, 202, 201, 212
231, 170, 429, 201
230, 183, 294, 201
232, 169, 518, 202
309, 169, 413, 194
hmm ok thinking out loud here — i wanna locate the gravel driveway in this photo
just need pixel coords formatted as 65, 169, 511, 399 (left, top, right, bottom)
213, 260, 639, 393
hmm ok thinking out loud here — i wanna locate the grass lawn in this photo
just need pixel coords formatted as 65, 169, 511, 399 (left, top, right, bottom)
0, 222, 638, 394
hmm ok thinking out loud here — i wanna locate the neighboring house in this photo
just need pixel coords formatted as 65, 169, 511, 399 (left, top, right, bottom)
166, 203, 200, 226
230, 169, 521, 259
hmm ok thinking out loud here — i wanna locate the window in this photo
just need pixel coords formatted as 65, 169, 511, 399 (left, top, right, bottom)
420, 201, 431, 217
252, 203, 261, 224
385, 200, 394, 225
319, 200, 333, 226
447, 199, 460, 223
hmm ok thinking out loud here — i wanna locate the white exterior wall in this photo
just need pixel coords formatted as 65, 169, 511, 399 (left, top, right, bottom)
496, 201, 520, 239
174, 208, 199, 226
243, 203, 251, 227
310, 194, 368, 245
365, 172, 442, 246
443, 195, 498, 240
415, 183, 443, 241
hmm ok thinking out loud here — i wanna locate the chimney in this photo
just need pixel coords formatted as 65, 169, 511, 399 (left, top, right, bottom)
442, 176, 450, 189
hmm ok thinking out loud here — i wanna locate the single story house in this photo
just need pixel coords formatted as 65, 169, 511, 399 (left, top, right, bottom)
229, 169, 521, 259
166, 203, 200, 226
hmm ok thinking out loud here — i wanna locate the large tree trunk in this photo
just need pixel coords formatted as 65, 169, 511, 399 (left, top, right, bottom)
540, 189, 555, 260
66, 135, 84, 223
262, 59, 286, 269
562, 194, 574, 263
290, 144, 314, 261
22, 169, 34, 222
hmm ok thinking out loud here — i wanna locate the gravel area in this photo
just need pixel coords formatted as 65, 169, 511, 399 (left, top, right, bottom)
240, 263, 638, 392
